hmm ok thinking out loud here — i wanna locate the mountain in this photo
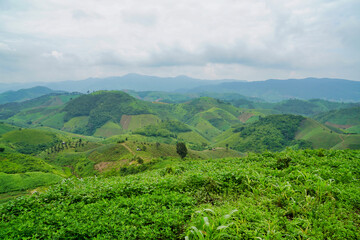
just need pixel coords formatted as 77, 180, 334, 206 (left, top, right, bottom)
1, 75, 358, 102
187, 78, 360, 102
0, 74, 231, 93
0, 86, 64, 104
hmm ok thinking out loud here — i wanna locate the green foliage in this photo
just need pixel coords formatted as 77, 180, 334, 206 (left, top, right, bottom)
230, 114, 306, 152
1, 150, 359, 239
0, 172, 62, 193
134, 120, 191, 138
0, 152, 59, 174
315, 106, 360, 126
185, 209, 239, 239
177, 142, 188, 159
1, 129, 61, 154
63, 91, 150, 135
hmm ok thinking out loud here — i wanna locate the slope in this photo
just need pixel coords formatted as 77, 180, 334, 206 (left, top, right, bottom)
0, 86, 64, 104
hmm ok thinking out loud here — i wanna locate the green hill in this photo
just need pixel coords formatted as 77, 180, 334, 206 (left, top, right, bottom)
314, 107, 360, 133
63, 91, 152, 135
0, 86, 64, 104
0, 151, 69, 196
216, 115, 310, 152
0, 129, 61, 154
0, 93, 80, 127
0, 122, 17, 136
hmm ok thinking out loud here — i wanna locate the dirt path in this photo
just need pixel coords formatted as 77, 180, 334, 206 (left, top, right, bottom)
121, 143, 135, 155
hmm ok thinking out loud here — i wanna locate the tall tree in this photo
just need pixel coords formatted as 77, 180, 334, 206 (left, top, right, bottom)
176, 142, 187, 159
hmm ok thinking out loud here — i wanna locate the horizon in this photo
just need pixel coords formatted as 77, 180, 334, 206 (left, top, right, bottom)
0, 73, 359, 85
1, 1, 359, 83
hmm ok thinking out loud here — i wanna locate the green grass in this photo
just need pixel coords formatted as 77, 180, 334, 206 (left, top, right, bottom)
86, 143, 131, 163
0, 128, 61, 154
2, 129, 56, 145
63, 116, 89, 133
94, 121, 124, 138
1, 149, 359, 239
0, 172, 63, 193
332, 135, 360, 150
0, 152, 66, 175
40, 112, 66, 129
296, 119, 343, 149
0, 122, 17, 136
315, 107, 360, 126
346, 125, 360, 134
124, 114, 161, 131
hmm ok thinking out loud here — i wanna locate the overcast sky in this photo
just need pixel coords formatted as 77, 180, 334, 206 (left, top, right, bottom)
0, 0, 359, 83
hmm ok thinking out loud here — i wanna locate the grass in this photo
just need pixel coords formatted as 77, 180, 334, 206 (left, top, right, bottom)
346, 125, 360, 134
0, 172, 63, 193
2, 129, 56, 145
40, 112, 66, 129
0, 122, 17, 136
296, 119, 343, 149
121, 114, 161, 131
63, 116, 89, 132
86, 143, 131, 163
1, 149, 359, 239
93, 121, 124, 137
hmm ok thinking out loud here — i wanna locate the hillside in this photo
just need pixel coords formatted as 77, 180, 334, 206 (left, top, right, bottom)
268, 99, 359, 116
188, 78, 360, 102
314, 107, 360, 133
1, 149, 359, 239
0, 86, 64, 104
216, 115, 312, 152
0, 92, 80, 127
1, 75, 359, 102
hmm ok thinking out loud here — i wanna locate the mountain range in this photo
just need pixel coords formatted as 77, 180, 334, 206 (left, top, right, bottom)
1, 74, 359, 102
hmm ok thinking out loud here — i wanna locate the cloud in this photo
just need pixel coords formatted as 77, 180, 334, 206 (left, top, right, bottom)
43, 50, 64, 60
0, 0, 359, 82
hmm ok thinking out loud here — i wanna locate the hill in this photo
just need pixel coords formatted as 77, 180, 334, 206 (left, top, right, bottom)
187, 78, 360, 102
2, 75, 358, 102
0, 152, 67, 195
0, 73, 229, 93
0, 86, 64, 104
1, 149, 359, 239
216, 115, 312, 152
269, 99, 359, 116
0, 92, 81, 127
314, 107, 360, 133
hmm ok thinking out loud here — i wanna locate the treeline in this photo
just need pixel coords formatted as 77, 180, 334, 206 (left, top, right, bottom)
134, 120, 191, 138
232, 114, 312, 152
63, 92, 150, 134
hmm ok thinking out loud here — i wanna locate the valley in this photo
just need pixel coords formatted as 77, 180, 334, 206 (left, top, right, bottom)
0, 86, 359, 239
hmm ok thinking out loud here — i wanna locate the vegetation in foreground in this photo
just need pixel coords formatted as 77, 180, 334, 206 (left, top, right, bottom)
1, 149, 359, 239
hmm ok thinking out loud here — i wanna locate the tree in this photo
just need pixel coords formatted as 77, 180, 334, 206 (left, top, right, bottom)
176, 142, 187, 159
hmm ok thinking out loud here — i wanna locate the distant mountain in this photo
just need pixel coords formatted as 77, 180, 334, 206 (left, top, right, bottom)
0, 74, 233, 93
187, 78, 360, 102
1, 75, 358, 102
0, 86, 64, 104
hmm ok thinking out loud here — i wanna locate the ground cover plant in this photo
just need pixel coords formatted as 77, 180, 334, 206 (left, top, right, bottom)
1, 149, 359, 239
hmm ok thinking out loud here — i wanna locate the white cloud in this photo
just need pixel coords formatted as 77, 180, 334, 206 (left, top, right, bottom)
43, 50, 64, 60
0, 0, 359, 82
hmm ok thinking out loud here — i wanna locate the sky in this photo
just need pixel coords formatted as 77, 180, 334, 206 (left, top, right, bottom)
0, 0, 359, 83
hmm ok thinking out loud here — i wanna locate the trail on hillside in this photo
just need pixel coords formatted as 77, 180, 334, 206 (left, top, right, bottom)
121, 143, 135, 155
